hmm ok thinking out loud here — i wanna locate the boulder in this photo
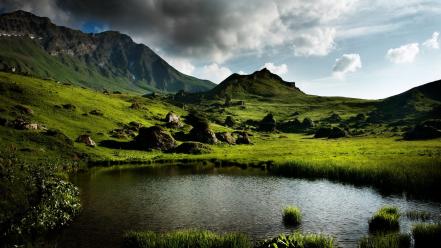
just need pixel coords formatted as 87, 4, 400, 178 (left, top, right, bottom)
76, 134, 96, 147
234, 131, 252, 144
185, 112, 209, 129
89, 109, 104, 116
62, 103, 76, 110
328, 127, 348, 139
23, 123, 46, 130
404, 124, 441, 140
173, 142, 212, 154
327, 113, 342, 123
314, 127, 332, 138
259, 113, 276, 132
278, 118, 302, 133
165, 112, 182, 128
224, 116, 236, 127
129, 102, 141, 110
14, 104, 33, 115
188, 127, 218, 144
127, 121, 143, 131
302, 117, 314, 128
216, 132, 236, 144
133, 126, 176, 151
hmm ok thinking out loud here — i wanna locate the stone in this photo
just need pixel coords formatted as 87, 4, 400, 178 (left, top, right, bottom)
172, 142, 212, 154
132, 126, 176, 151
76, 134, 96, 147
216, 132, 236, 144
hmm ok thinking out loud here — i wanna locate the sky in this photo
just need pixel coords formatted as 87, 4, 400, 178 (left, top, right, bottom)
2, 0, 441, 99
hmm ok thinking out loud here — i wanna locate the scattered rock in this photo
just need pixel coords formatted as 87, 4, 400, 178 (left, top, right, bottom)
11, 117, 29, 130
14, 104, 33, 115
302, 117, 314, 128
76, 134, 96, 147
172, 142, 212, 154
127, 121, 143, 131
165, 112, 182, 128
224, 116, 236, 127
189, 127, 218, 144
259, 113, 276, 132
89, 109, 104, 116
278, 118, 302, 133
326, 113, 342, 123
132, 126, 176, 151
328, 127, 348, 139
314, 127, 332, 138
216, 132, 236, 144
129, 102, 141, 110
62, 103, 76, 110
234, 131, 252, 144
23, 123, 46, 130
404, 122, 441, 140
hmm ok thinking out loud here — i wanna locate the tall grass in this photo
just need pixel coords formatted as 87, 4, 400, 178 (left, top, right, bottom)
257, 232, 335, 248
358, 233, 410, 248
122, 229, 251, 248
405, 210, 432, 221
412, 223, 441, 248
283, 205, 302, 226
368, 206, 400, 233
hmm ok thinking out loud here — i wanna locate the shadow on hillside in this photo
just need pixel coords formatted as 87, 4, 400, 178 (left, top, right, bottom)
99, 140, 135, 150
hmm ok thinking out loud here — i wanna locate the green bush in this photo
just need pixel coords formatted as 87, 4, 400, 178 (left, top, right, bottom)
412, 223, 441, 248
358, 233, 410, 248
283, 205, 302, 226
368, 206, 400, 233
123, 229, 251, 248
257, 232, 335, 248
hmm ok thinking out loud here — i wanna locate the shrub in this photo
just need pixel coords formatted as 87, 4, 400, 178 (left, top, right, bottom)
368, 206, 400, 233
257, 232, 335, 248
412, 223, 441, 248
358, 233, 410, 248
123, 229, 251, 248
283, 206, 302, 226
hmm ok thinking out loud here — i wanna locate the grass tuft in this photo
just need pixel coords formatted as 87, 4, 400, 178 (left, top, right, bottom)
412, 223, 441, 248
122, 229, 251, 248
405, 210, 432, 221
368, 206, 400, 233
283, 205, 302, 226
358, 233, 410, 248
257, 232, 335, 248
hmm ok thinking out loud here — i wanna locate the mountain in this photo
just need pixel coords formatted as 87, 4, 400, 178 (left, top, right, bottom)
0, 10, 215, 93
207, 68, 304, 99
373, 80, 441, 121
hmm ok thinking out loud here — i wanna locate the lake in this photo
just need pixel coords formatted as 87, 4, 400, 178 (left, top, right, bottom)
55, 164, 441, 247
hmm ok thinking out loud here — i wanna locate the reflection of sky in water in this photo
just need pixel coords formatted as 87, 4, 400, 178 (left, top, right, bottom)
57, 166, 441, 248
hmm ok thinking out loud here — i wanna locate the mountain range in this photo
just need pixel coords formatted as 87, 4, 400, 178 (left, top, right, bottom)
0, 10, 215, 93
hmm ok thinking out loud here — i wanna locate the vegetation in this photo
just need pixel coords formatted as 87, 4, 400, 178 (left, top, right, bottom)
283, 205, 302, 226
358, 233, 410, 248
368, 206, 400, 233
257, 232, 335, 248
123, 229, 251, 248
405, 210, 433, 221
412, 223, 441, 248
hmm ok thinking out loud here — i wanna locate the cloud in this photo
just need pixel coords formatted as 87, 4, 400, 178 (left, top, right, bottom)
423, 32, 440, 49
292, 28, 336, 57
332, 53, 362, 78
263, 62, 288, 75
163, 57, 195, 75
198, 63, 232, 83
386, 43, 420, 64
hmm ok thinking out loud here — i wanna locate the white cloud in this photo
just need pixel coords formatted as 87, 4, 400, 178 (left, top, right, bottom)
423, 32, 440, 49
292, 28, 336, 57
263, 62, 288, 75
163, 57, 195, 76
386, 43, 420, 64
332, 53, 362, 78
198, 63, 232, 84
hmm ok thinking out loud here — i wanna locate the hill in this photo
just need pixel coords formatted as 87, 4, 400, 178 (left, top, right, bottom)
0, 10, 215, 93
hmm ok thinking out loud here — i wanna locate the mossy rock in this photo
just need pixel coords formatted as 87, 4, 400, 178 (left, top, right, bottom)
173, 142, 212, 154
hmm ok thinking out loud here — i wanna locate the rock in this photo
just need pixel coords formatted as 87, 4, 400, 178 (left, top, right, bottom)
185, 112, 209, 129
172, 142, 212, 154
62, 103, 76, 110
89, 109, 103, 116
14, 104, 33, 115
404, 123, 441, 140
133, 126, 176, 151
129, 102, 141, 110
314, 127, 332, 138
189, 127, 218, 144
302, 117, 314, 128
328, 127, 348, 139
278, 118, 302, 133
421, 119, 441, 129
23, 123, 46, 130
165, 112, 182, 128
224, 116, 236, 127
127, 121, 143, 131
216, 132, 236, 144
326, 113, 342, 123
76, 134, 96, 147
259, 113, 276, 132
234, 131, 252, 144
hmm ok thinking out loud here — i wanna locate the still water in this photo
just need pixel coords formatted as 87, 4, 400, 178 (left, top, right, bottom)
56, 164, 441, 248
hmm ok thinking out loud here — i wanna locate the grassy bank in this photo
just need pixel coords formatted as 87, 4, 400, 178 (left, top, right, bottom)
358, 233, 410, 248
412, 223, 441, 247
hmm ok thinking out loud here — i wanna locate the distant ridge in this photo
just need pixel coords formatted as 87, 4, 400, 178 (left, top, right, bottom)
0, 10, 215, 93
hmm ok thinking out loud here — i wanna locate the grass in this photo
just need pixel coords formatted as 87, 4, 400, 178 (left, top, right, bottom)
122, 229, 251, 248
368, 206, 400, 233
412, 223, 441, 248
256, 232, 335, 248
405, 210, 433, 221
283, 206, 302, 226
358, 233, 410, 248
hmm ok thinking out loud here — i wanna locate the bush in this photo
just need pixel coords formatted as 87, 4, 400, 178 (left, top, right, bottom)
412, 223, 441, 248
123, 229, 251, 248
257, 232, 335, 248
283, 206, 302, 226
368, 206, 400, 233
358, 233, 410, 248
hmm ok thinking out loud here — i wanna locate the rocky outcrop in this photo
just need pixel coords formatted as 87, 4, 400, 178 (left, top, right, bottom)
165, 112, 182, 128
132, 126, 176, 151
404, 121, 441, 140
328, 127, 348, 139
76, 135, 96, 147
234, 131, 252, 144
224, 116, 236, 127
216, 132, 236, 144
259, 113, 276, 132
314, 127, 332, 138
172, 142, 212, 154
188, 127, 218, 144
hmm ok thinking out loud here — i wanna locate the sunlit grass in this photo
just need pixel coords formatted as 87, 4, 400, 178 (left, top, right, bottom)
283, 205, 302, 226
368, 206, 400, 233
256, 232, 335, 248
358, 233, 410, 248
